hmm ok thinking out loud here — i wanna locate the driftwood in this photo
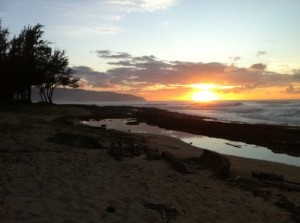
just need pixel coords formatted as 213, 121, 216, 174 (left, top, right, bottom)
161, 151, 195, 174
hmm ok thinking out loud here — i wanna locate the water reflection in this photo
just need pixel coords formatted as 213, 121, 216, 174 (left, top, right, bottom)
83, 119, 300, 167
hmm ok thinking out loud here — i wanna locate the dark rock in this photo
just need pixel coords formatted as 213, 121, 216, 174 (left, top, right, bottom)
146, 149, 160, 160
110, 141, 123, 160
161, 151, 195, 174
253, 188, 272, 200
276, 194, 295, 211
292, 208, 300, 223
106, 206, 116, 213
109, 141, 141, 160
252, 171, 284, 181
251, 172, 300, 192
230, 176, 265, 197
126, 120, 139, 125
48, 133, 101, 149
144, 202, 178, 223
198, 149, 231, 178
275, 195, 300, 223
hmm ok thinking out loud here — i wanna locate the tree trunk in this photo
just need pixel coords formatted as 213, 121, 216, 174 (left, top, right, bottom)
26, 86, 32, 103
38, 87, 47, 103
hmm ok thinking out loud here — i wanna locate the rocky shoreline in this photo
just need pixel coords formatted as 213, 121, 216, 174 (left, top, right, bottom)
75, 105, 300, 157
0, 103, 300, 223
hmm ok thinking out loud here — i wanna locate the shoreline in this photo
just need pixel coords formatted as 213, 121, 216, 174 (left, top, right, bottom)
80, 105, 300, 157
1, 103, 300, 222
82, 115, 300, 167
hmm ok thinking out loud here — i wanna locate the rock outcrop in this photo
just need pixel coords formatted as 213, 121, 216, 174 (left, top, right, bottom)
198, 149, 231, 178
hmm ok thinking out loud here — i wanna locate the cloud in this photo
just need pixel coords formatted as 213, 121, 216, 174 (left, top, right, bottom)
293, 70, 300, 80
250, 63, 267, 71
96, 50, 132, 59
284, 84, 300, 94
96, 50, 170, 70
229, 56, 241, 62
216, 85, 258, 94
55, 26, 123, 36
75, 50, 300, 95
104, 15, 123, 22
257, 51, 267, 56
104, 0, 178, 13
139, 0, 179, 12
60, 0, 178, 19
45, 0, 179, 38
73, 66, 110, 88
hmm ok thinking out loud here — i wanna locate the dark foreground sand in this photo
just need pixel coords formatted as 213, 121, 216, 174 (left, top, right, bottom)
0, 104, 300, 223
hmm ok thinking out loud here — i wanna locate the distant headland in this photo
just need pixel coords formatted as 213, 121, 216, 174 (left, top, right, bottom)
31, 88, 146, 102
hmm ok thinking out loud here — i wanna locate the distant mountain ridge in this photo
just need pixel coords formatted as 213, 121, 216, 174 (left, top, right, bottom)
32, 88, 146, 102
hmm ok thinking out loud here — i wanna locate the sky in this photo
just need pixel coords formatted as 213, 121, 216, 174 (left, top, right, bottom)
1, 0, 300, 101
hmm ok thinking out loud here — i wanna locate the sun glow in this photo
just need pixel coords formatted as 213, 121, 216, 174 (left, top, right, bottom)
191, 90, 219, 102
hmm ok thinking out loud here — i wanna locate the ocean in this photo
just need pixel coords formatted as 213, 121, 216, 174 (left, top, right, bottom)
67, 100, 300, 127
158, 100, 300, 127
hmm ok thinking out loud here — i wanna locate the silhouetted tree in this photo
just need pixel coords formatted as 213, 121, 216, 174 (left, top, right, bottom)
35, 49, 79, 103
0, 20, 80, 104
0, 21, 11, 102
10, 24, 48, 102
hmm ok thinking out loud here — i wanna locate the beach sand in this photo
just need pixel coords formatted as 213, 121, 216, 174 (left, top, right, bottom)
0, 104, 299, 223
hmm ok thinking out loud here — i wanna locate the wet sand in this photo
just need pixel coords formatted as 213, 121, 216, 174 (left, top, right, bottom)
0, 104, 300, 223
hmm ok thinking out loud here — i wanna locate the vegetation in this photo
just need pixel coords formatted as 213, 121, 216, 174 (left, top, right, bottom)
0, 20, 79, 103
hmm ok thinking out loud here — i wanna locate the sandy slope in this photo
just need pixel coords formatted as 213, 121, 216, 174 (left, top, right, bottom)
0, 104, 299, 223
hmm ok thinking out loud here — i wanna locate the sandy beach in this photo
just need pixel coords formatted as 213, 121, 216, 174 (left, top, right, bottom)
0, 104, 300, 223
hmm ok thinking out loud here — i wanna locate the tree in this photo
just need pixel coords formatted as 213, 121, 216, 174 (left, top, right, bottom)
0, 20, 80, 104
11, 24, 48, 102
35, 49, 79, 104
0, 21, 11, 102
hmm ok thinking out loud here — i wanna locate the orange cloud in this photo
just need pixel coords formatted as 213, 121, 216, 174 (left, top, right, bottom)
74, 51, 300, 100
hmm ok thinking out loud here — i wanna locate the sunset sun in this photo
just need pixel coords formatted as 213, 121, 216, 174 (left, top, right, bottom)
191, 89, 219, 102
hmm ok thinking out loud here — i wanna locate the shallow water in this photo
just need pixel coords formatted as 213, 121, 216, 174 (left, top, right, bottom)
83, 118, 300, 167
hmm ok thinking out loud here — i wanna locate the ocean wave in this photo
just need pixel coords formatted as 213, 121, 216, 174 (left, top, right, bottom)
87, 100, 300, 127
192, 101, 244, 107
161, 100, 300, 127
254, 100, 298, 105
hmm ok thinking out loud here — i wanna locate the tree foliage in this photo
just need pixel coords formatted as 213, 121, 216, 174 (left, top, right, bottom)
0, 21, 11, 101
0, 20, 79, 103
35, 49, 79, 103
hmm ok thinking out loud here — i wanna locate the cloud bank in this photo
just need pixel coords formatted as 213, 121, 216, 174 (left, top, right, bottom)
74, 50, 300, 99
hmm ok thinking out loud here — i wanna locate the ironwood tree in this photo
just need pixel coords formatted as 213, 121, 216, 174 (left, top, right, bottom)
35, 48, 79, 104
0, 21, 10, 101
0, 20, 79, 103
